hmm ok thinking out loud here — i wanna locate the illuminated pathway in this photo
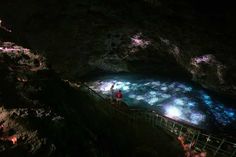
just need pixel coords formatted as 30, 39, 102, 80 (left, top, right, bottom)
86, 74, 236, 132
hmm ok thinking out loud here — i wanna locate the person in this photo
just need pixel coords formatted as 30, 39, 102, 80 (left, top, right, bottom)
110, 83, 115, 101
115, 90, 123, 104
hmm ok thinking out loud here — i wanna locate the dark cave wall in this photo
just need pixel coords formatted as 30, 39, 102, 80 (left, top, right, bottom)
1, 0, 236, 97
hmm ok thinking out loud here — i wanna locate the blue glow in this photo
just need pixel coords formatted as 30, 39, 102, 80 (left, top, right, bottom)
188, 102, 195, 107
203, 95, 210, 100
162, 94, 171, 99
87, 75, 236, 130
125, 82, 131, 85
165, 106, 182, 118
136, 95, 144, 100
147, 97, 159, 105
174, 99, 184, 105
152, 81, 160, 86
161, 87, 168, 91
149, 91, 157, 95
190, 113, 205, 125
122, 85, 130, 91
185, 87, 192, 92
129, 94, 136, 99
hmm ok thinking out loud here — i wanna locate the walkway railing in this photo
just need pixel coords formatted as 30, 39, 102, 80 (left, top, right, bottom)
131, 110, 236, 157
80, 83, 236, 157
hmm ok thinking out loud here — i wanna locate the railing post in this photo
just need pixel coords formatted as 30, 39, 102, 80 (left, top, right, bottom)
150, 114, 153, 126
145, 113, 148, 121
186, 130, 190, 142
154, 115, 157, 127
133, 111, 136, 121
213, 138, 225, 156
202, 135, 211, 150
152, 115, 155, 127
190, 130, 196, 144
179, 125, 183, 136
172, 122, 175, 133
195, 131, 200, 145
160, 117, 163, 126
165, 119, 168, 127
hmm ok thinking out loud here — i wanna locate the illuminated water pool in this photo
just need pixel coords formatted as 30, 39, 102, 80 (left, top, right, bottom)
86, 74, 236, 132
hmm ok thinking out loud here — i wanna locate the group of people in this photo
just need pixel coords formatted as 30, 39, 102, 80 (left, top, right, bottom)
110, 83, 123, 104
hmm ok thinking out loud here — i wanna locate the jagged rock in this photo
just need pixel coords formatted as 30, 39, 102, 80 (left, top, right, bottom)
89, 54, 129, 72
0, 42, 63, 156
0, 107, 44, 154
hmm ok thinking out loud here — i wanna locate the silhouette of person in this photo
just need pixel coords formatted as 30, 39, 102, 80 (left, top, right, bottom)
110, 83, 115, 101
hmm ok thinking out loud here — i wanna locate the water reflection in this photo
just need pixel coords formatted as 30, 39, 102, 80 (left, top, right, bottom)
87, 75, 236, 130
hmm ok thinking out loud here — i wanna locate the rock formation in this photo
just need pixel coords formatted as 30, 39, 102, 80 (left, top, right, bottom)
0, 42, 184, 156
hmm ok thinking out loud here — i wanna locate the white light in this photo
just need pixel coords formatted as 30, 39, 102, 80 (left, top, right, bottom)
148, 98, 159, 105
162, 94, 171, 99
125, 82, 131, 85
188, 102, 195, 107
129, 94, 136, 98
175, 88, 181, 91
174, 99, 184, 105
190, 113, 205, 125
100, 82, 113, 92
136, 95, 144, 100
149, 91, 156, 95
144, 82, 150, 86
161, 87, 168, 91
168, 84, 175, 88
151, 81, 160, 86
114, 82, 125, 89
165, 106, 182, 118
122, 85, 130, 91
185, 87, 192, 92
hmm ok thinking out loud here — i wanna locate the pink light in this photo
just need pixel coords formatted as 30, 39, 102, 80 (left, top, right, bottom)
132, 38, 143, 46
8, 135, 17, 144
131, 33, 150, 48
0, 47, 30, 53
192, 54, 213, 64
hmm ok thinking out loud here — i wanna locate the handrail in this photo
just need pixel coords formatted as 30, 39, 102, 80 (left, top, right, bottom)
129, 107, 205, 131
80, 83, 236, 157
80, 83, 132, 117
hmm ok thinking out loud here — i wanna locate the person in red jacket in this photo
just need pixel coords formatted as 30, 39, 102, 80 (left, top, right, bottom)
115, 90, 123, 104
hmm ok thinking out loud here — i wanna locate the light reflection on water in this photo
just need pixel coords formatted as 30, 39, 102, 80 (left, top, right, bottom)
87, 75, 236, 131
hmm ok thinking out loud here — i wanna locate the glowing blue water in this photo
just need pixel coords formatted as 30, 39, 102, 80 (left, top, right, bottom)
87, 74, 236, 132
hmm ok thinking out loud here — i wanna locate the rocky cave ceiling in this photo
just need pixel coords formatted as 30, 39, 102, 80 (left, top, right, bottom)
0, 0, 236, 97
